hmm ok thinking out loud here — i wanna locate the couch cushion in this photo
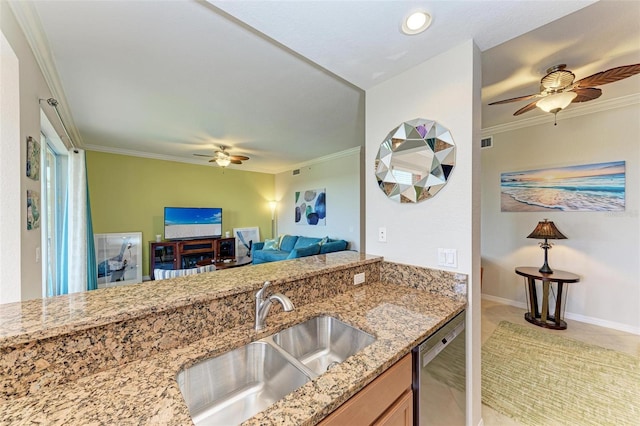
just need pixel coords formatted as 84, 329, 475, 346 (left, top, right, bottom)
279, 235, 299, 252
253, 249, 290, 263
293, 236, 323, 250
320, 240, 348, 254
287, 243, 321, 259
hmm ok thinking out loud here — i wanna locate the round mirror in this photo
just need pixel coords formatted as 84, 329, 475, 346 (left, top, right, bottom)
375, 118, 455, 203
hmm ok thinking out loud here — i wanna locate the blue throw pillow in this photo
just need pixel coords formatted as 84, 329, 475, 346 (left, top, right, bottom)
263, 238, 280, 250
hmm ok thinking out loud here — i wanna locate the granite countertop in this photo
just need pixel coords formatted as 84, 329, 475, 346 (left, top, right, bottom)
0, 252, 382, 347
0, 280, 465, 425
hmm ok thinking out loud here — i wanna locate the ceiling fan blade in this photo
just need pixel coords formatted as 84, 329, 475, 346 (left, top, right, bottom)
193, 153, 212, 157
488, 93, 540, 105
230, 159, 243, 164
513, 100, 539, 116
230, 155, 249, 161
571, 87, 602, 103
574, 63, 640, 88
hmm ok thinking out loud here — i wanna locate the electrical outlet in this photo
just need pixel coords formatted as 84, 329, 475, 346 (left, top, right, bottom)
354, 272, 365, 285
35, 247, 41, 262
378, 227, 387, 243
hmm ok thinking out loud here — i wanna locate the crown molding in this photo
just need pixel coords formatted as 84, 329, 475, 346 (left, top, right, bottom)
83, 144, 275, 174
8, 1, 84, 148
481, 93, 640, 137
272, 146, 362, 175
84, 143, 362, 175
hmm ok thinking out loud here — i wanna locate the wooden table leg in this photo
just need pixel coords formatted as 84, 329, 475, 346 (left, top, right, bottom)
554, 282, 564, 327
528, 277, 538, 317
541, 279, 550, 325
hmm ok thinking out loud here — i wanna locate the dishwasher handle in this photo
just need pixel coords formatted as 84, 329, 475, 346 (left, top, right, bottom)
420, 321, 465, 367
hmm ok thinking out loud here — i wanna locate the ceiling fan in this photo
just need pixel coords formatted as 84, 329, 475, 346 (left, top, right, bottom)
194, 145, 249, 167
489, 63, 640, 124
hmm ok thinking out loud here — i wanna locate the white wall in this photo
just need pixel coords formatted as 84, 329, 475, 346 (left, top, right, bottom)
481, 103, 640, 334
366, 41, 482, 426
0, 30, 22, 303
275, 148, 362, 250
1, 3, 62, 301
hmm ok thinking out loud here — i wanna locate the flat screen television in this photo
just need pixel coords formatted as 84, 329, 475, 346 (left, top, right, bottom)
164, 207, 222, 240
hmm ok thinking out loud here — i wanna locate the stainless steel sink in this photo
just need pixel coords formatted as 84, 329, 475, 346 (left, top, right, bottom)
177, 316, 376, 425
271, 315, 376, 375
176, 341, 311, 425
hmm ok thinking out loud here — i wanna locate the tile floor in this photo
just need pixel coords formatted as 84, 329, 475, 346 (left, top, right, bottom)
480, 298, 640, 425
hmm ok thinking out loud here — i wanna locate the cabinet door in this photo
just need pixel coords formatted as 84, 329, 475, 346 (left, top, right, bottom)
373, 389, 413, 426
149, 242, 178, 279
216, 238, 235, 260
319, 354, 412, 426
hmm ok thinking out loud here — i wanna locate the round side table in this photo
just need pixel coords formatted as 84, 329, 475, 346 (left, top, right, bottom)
515, 267, 580, 330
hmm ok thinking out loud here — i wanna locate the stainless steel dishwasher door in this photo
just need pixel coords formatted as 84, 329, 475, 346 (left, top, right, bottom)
412, 310, 466, 426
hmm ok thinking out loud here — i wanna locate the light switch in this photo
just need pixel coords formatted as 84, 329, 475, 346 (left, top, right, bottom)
437, 248, 457, 268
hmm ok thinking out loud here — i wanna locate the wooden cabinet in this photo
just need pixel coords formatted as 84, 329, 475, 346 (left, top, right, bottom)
216, 237, 236, 260
319, 354, 413, 426
149, 238, 237, 279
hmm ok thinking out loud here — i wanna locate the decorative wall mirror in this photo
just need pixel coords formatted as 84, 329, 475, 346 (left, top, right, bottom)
375, 118, 456, 203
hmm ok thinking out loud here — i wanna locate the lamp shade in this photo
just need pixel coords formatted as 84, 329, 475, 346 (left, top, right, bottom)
527, 219, 567, 240
536, 92, 577, 113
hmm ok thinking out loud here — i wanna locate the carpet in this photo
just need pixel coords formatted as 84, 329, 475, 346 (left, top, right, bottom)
482, 321, 640, 426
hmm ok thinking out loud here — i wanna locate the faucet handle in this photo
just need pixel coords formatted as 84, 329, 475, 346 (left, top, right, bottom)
256, 281, 271, 300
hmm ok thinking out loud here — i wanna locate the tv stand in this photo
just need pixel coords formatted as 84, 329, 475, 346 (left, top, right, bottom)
149, 237, 235, 280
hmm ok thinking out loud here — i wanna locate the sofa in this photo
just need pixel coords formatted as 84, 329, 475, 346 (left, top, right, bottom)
251, 234, 348, 264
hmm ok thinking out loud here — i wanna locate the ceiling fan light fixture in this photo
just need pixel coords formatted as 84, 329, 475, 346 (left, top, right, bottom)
536, 91, 577, 113
215, 157, 231, 167
402, 11, 431, 35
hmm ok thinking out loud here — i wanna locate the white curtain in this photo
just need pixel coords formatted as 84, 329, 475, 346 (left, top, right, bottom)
61, 149, 89, 294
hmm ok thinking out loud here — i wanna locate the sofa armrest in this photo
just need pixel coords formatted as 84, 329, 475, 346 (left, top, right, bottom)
251, 241, 265, 255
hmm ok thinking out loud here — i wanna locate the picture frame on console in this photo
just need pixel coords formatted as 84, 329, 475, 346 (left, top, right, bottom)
95, 232, 143, 288
233, 227, 260, 259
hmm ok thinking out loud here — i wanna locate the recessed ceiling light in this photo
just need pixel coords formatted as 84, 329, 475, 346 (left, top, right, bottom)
402, 11, 432, 35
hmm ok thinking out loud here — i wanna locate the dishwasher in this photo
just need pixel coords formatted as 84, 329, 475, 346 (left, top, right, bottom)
412, 310, 466, 426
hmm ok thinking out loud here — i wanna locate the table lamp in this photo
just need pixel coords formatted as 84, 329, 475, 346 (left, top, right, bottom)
527, 219, 567, 274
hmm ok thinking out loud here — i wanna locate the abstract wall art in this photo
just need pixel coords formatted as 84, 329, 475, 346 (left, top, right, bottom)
501, 161, 625, 212
26, 190, 40, 230
295, 188, 326, 226
26, 136, 40, 181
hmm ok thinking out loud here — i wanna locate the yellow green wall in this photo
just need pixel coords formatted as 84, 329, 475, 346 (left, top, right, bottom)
86, 151, 275, 276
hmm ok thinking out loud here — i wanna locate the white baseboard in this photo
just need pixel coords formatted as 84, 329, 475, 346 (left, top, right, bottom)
481, 293, 527, 309
481, 293, 640, 335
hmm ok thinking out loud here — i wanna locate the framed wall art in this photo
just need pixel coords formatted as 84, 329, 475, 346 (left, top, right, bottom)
295, 188, 326, 226
26, 136, 40, 181
234, 226, 260, 259
26, 190, 41, 230
501, 161, 625, 212
95, 232, 142, 288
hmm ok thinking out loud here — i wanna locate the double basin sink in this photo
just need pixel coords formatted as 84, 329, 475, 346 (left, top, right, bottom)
176, 315, 376, 425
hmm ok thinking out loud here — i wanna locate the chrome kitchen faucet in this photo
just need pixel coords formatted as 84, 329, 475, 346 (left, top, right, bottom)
255, 281, 295, 331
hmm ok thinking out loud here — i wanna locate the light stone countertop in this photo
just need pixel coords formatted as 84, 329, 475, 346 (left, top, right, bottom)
0, 252, 466, 425
0, 252, 382, 346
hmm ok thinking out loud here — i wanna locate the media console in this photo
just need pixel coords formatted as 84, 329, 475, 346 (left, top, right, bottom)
149, 237, 235, 280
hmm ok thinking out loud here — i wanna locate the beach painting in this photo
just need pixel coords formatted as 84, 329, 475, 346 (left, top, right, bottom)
501, 161, 625, 212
